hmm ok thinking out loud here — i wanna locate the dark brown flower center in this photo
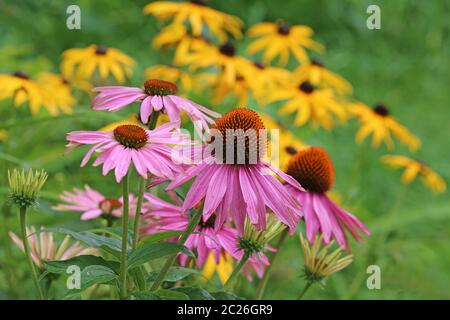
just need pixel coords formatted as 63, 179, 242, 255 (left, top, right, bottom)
209, 108, 266, 165
277, 23, 291, 35
286, 146, 335, 193
285, 146, 298, 155
190, 0, 207, 6
373, 104, 389, 117
95, 46, 108, 55
99, 198, 122, 214
113, 125, 148, 149
311, 59, 324, 67
13, 71, 29, 80
219, 43, 235, 57
144, 79, 178, 96
299, 81, 315, 94
254, 61, 265, 69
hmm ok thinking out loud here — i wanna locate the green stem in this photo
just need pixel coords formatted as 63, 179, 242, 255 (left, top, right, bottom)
150, 206, 203, 292
132, 177, 146, 250
223, 252, 250, 291
148, 111, 160, 130
119, 173, 130, 300
255, 228, 288, 299
297, 281, 313, 300
19, 206, 44, 300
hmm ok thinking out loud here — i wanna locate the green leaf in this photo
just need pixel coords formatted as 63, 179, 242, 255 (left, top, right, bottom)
155, 289, 189, 300
127, 242, 195, 269
43, 255, 119, 276
132, 291, 161, 300
146, 267, 199, 283
80, 265, 118, 290
88, 227, 133, 245
139, 231, 183, 246
210, 292, 244, 300
172, 287, 215, 300
46, 227, 125, 257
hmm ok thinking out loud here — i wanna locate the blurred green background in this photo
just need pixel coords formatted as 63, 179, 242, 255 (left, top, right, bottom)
0, 0, 449, 299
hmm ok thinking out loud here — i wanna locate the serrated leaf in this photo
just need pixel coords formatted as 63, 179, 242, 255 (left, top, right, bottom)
172, 287, 215, 300
146, 267, 199, 283
127, 242, 195, 269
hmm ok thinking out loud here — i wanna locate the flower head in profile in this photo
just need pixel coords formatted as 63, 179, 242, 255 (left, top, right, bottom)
9, 226, 97, 269
8, 168, 48, 208
53, 185, 138, 220
61, 45, 135, 83
167, 108, 303, 234
144, 1, 243, 42
268, 80, 347, 129
349, 102, 420, 152
66, 122, 188, 183
300, 233, 353, 284
92, 79, 219, 133
292, 60, 352, 94
247, 21, 324, 66
382, 155, 446, 193
285, 147, 370, 250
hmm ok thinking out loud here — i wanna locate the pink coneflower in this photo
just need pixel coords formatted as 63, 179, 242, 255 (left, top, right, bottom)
285, 146, 370, 250
53, 185, 137, 220
91, 79, 220, 133
66, 122, 188, 183
141, 193, 269, 280
9, 226, 97, 269
166, 108, 303, 234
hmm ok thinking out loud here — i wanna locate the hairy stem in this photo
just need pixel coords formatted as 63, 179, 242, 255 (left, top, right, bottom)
223, 252, 250, 291
297, 281, 313, 300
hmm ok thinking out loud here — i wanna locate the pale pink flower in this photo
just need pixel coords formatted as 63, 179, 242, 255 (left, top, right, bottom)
91, 79, 220, 133
53, 185, 137, 220
9, 226, 97, 269
66, 122, 188, 183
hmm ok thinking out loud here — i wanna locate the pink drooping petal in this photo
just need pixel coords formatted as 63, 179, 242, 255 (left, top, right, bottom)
139, 96, 153, 123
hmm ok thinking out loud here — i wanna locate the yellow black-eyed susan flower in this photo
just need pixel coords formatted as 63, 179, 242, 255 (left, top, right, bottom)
202, 252, 234, 285
293, 59, 352, 94
0, 71, 44, 114
211, 72, 251, 107
349, 102, 420, 152
268, 80, 347, 129
61, 45, 135, 83
260, 113, 307, 170
144, 0, 243, 42
240, 61, 291, 105
381, 155, 446, 193
184, 42, 249, 86
38, 73, 76, 115
247, 21, 324, 66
